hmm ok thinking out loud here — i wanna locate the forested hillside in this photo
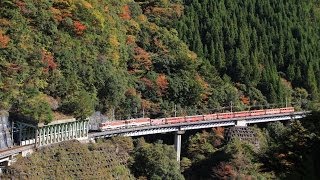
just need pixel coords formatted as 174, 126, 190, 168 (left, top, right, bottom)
4, 137, 184, 179
175, 0, 320, 104
180, 117, 320, 179
5, 118, 320, 179
0, 0, 207, 122
4, 138, 134, 179
0, 0, 319, 123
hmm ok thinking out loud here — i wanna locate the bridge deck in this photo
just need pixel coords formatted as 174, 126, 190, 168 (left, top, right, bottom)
90, 111, 307, 138
0, 145, 34, 160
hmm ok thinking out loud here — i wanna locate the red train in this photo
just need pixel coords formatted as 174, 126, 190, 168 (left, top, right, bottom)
98, 107, 294, 131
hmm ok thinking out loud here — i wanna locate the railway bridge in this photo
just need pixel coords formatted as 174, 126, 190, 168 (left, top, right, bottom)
89, 111, 307, 161
0, 110, 308, 169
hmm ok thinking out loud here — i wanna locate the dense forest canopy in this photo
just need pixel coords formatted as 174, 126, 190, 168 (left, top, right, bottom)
175, 0, 320, 103
0, 0, 319, 123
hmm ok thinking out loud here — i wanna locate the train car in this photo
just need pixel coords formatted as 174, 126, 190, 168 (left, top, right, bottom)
165, 117, 185, 124
134, 118, 151, 126
234, 111, 250, 118
98, 122, 111, 131
125, 119, 136, 127
97, 107, 295, 131
250, 110, 266, 116
185, 115, 204, 122
280, 107, 294, 113
217, 112, 234, 119
151, 118, 165, 126
125, 118, 150, 127
265, 108, 281, 115
99, 120, 126, 131
204, 114, 217, 120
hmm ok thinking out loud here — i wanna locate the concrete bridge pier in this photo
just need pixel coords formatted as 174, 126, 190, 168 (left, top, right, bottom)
236, 120, 247, 126
174, 131, 185, 162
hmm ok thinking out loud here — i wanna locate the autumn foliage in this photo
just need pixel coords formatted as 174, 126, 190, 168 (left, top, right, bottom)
50, 3, 73, 23
156, 74, 169, 96
133, 47, 152, 71
41, 49, 57, 73
119, 5, 131, 20
212, 162, 235, 179
0, 31, 10, 48
213, 127, 224, 138
73, 21, 87, 35
126, 35, 136, 45
154, 38, 169, 53
141, 99, 152, 109
144, 4, 183, 19
240, 95, 250, 105
125, 88, 138, 97
195, 74, 210, 101
15, 1, 26, 12
140, 77, 153, 90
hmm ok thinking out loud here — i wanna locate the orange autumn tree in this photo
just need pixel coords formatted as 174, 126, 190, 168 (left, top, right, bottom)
41, 49, 57, 73
130, 47, 152, 73
0, 31, 10, 48
119, 5, 131, 20
156, 74, 168, 96
213, 127, 224, 139
126, 35, 136, 45
240, 95, 250, 105
73, 21, 87, 35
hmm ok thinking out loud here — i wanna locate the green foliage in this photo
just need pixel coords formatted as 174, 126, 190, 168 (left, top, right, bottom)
182, 127, 274, 179
262, 120, 319, 178
180, 157, 192, 172
187, 130, 220, 163
1, 0, 319, 121
218, 138, 269, 179
176, 0, 320, 104
168, 72, 203, 106
0, 0, 218, 120
98, 64, 129, 109
8, 140, 134, 179
60, 90, 96, 119
184, 120, 320, 179
265, 121, 287, 146
110, 136, 134, 152
19, 94, 53, 124
131, 139, 184, 180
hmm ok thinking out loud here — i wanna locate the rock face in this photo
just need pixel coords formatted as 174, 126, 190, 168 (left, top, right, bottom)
88, 111, 108, 131
0, 111, 13, 150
